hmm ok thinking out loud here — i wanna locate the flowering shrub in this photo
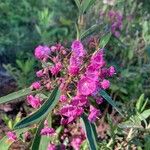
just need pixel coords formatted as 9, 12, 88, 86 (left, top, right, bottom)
0, 0, 125, 150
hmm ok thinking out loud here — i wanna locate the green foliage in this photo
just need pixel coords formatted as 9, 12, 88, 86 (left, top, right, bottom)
3, 56, 36, 88
31, 113, 54, 150
99, 90, 124, 117
81, 113, 98, 150
0, 0, 77, 63
0, 88, 34, 104
14, 86, 60, 129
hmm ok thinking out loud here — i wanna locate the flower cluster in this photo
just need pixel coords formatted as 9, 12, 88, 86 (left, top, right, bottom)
7, 39, 115, 149
30, 40, 115, 125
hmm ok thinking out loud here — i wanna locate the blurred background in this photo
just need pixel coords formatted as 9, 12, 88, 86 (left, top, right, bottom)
0, 0, 150, 148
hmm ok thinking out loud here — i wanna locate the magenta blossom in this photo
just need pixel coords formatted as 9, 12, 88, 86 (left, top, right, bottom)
96, 97, 103, 104
71, 40, 85, 57
36, 70, 44, 77
7, 131, 17, 142
71, 137, 83, 150
85, 64, 99, 80
68, 65, 80, 76
60, 105, 83, 124
40, 127, 55, 136
27, 95, 41, 108
88, 105, 100, 122
34, 45, 50, 60
108, 66, 116, 76
91, 50, 105, 68
101, 79, 110, 89
50, 62, 62, 75
47, 143, 56, 150
77, 77, 97, 96
30, 82, 41, 90
71, 95, 88, 107
60, 95, 67, 102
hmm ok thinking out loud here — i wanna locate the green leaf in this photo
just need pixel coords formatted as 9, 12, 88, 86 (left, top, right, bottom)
136, 94, 145, 112
141, 98, 148, 112
74, 0, 81, 11
144, 139, 150, 150
0, 128, 29, 150
99, 90, 124, 117
14, 86, 60, 129
81, 0, 96, 13
81, 24, 100, 40
81, 113, 98, 150
99, 33, 112, 48
31, 120, 45, 150
90, 123, 98, 141
0, 88, 34, 104
31, 114, 52, 150
139, 109, 150, 120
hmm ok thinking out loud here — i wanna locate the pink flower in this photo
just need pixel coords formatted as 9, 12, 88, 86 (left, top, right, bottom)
91, 50, 105, 68
40, 127, 55, 136
86, 64, 99, 80
60, 95, 67, 102
27, 95, 41, 108
69, 55, 82, 66
71, 95, 88, 107
96, 97, 103, 104
47, 143, 56, 150
108, 66, 115, 76
88, 106, 100, 122
77, 77, 97, 96
34, 45, 50, 60
30, 82, 41, 90
36, 70, 44, 77
68, 65, 79, 76
71, 40, 85, 57
101, 79, 110, 89
7, 131, 17, 142
50, 62, 62, 75
60, 105, 83, 124
71, 137, 83, 150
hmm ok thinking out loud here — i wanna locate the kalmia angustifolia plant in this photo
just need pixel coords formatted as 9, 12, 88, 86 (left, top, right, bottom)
0, 1, 123, 150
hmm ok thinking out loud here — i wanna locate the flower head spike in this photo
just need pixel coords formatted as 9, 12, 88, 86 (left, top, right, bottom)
71, 40, 86, 57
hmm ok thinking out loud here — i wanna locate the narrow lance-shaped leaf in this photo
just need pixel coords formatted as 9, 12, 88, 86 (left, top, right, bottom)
81, 24, 101, 40
99, 90, 124, 117
14, 86, 60, 129
81, 0, 96, 14
0, 88, 35, 104
31, 113, 52, 150
136, 94, 145, 112
81, 113, 98, 150
31, 119, 45, 150
99, 33, 111, 48
74, 0, 81, 11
